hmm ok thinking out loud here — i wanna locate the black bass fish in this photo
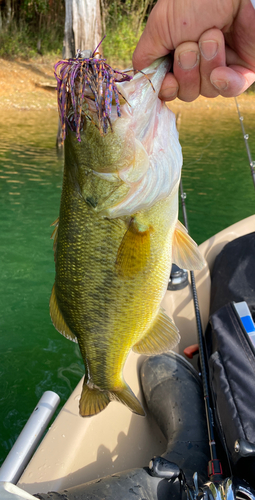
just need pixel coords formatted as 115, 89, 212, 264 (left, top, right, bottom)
50, 54, 204, 417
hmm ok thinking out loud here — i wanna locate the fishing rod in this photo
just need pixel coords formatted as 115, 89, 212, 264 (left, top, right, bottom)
176, 110, 223, 481
179, 179, 223, 483
235, 97, 255, 189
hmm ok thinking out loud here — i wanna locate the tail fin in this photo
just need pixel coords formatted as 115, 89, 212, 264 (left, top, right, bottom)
79, 381, 145, 417
79, 383, 110, 417
112, 384, 145, 416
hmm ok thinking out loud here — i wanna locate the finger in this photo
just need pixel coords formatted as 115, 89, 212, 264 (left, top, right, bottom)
132, 1, 173, 71
132, 0, 238, 72
158, 72, 179, 101
210, 65, 255, 97
199, 29, 226, 98
173, 42, 200, 102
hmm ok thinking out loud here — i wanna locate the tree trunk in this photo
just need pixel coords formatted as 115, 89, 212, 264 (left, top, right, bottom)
59, 0, 102, 150
63, 0, 101, 59
6, 0, 12, 26
63, 0, 75, 58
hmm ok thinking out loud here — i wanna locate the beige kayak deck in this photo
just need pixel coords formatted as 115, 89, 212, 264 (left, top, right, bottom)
18, 215, 255, 495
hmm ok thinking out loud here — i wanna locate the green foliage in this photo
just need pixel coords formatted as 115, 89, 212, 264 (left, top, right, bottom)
39, 25, 64, 55
0, 0, 64, 58
21, 0, 49, 20
101, 0, 155, 66
0, 23, 63, 58
103, 15, 144, 67
0, 0, 154, 61
246, 82, 255, 94
0, 24, 36, 58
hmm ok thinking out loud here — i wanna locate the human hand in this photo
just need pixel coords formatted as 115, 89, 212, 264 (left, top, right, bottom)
132, 0, 255, 102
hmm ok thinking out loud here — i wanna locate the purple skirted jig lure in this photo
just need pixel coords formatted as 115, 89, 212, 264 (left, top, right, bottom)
54, 38, 133, 143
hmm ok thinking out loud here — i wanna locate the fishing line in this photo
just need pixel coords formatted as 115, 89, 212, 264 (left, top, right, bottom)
182, 139, 214, 171
235, 97, 255, 190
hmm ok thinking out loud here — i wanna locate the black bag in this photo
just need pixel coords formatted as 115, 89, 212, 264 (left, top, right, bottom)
205, 233, 255, 484
210, 232, 255, 319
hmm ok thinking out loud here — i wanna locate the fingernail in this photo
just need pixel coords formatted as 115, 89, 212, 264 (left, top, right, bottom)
200, 40, 218, 60
159, 87, 178, 100
178, 50, 199, 70
211, 79, 228, 91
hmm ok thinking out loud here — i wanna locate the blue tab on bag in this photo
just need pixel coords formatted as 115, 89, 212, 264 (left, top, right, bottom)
242, 315, 255, 334
234, 301, 255, 346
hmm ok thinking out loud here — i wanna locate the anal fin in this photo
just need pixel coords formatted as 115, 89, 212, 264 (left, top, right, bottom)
50, 283, 77, 343
133, 308, 180, 355
112, 384, 145, 416
172, 220, 205, 270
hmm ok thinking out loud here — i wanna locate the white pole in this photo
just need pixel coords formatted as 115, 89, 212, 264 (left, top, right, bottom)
0, 391, 60, 484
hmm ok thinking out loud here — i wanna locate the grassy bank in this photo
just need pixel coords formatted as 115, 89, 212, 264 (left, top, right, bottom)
0, 23, 63, 59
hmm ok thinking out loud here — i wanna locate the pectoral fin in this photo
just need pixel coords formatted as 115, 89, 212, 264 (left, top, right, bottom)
50, 283, 78, 343
172, 220, 205, 270
116, 218, 153, 277
133, 308, 180, 355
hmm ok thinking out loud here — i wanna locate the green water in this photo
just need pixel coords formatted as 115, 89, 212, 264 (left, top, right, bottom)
0, 101, 254, 467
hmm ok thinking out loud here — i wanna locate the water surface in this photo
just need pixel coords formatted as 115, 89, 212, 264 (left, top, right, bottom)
0, 98, 254, 467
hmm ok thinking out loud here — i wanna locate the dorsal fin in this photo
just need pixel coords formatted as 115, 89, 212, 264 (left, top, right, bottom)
50, 217, 59, 262
49, 283, 77, 343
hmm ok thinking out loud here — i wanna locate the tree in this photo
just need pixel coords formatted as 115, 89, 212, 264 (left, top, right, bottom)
63, 0, 102, 59
56, 0, 102, 148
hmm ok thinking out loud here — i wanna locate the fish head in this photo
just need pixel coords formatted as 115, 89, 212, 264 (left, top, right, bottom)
64, 115, 136, 175
60, 57, 182, 216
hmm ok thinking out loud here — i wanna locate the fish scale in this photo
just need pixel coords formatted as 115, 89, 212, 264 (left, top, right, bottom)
50, 57, 204, 417
54, 136, 177, 391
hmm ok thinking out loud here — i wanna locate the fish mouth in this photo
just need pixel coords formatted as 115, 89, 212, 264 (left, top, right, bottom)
65, 83, 131, 138
55, 56, 133, 143
54, 54, 170, 144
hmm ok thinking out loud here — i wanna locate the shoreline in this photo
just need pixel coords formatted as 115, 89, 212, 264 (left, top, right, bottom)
0, 57, 58, 110
0, 57, 254, 112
